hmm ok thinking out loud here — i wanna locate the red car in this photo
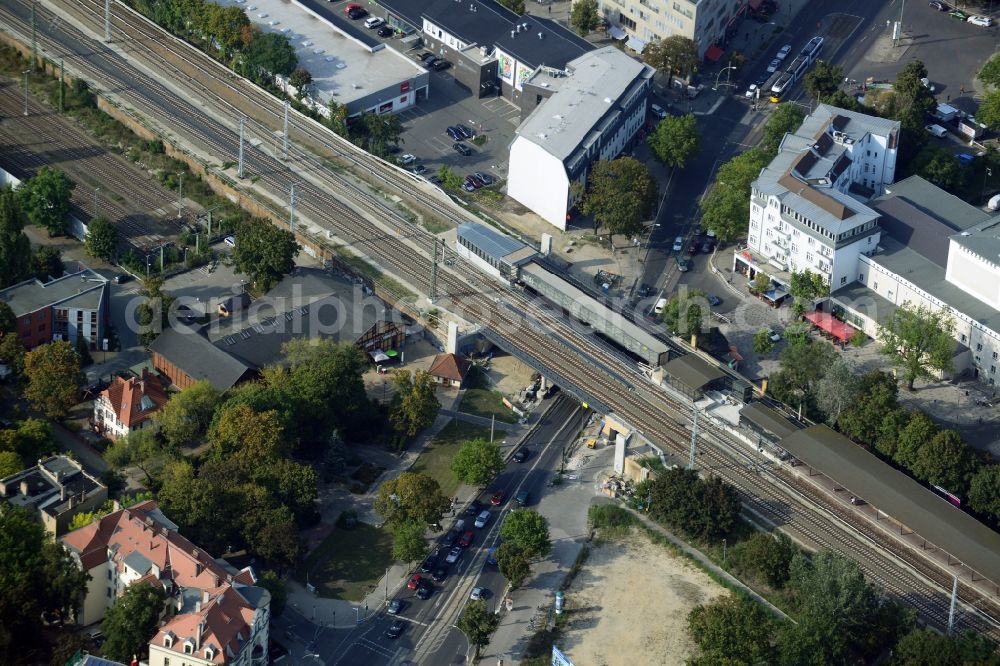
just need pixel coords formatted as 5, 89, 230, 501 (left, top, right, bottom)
490, 490, 504, 506
406, 574, 422, 590
345, 3, 362, 12
457, 530, 474, 547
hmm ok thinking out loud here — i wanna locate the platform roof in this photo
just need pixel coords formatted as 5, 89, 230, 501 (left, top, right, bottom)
740, 402, 801, 440
664, 354, 725, 390
780, 425, 1000, 586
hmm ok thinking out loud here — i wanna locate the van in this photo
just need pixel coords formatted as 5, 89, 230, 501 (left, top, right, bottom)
650, 103, 667, 119
988, 193, 1000, 212
653, 298, 667, 315
925, 124, 947, 139
454, 519, 466, 532
515, 489, 529, 505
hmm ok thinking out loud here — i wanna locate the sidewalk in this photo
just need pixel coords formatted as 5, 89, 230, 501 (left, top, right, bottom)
286, 394, 559, 629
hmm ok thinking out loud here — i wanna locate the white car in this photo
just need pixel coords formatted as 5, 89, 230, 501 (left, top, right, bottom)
470, 587, 484, 601
672, 236, 684, 252
767, 328, 781, 342
653, 298, 667, 315
474, 510, 491, 528
400, 153, 416, 165
445, 547, 461, 564
775, 44, 792, 60
364, 16, 384, 29
744, 84, 759, 99
224, 236, 236, 247
650, 103, 667, 119
766, 58, 782, 74
968, 15, 993, 26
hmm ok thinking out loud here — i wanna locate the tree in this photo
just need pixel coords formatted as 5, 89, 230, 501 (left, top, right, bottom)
258, 570, 287, 617
0, 187, 31, 288
569, 0, 601, 35
101, 583, 166, 662
210, 404, 290, 466
753, 329, 775, 354
581, 157, 657, 238
729, 531, 795, 589
968, 464, 1000, 519
769, 338, 836, 413
243, 30, 298, 81
451, 438, 505, 487
752, 271, 771, 295
457, 599, 500, 658
496, 542, 530, 588
326, 100, 349, 137
0, 451, 22, 478
391, 520, 428, 563
103, 428, 176, 487
75, 334, 93, 367
390, 369, 440, 437
0, 418, 55, 462
643, 36, 699, 87
912, 146, 969, 193
660, 289, 707, 336
203, 4, 251, 56
18, 167, 75, 236
649, 467, 740, 542
815, 359, 859, 426
0, 329, 26, 382
979, 53, 1000, 89
374, 472, 450, 526
496, 0, 525, 13
974, 91, 1000, 130
0, 301, 15, 334
499, 509, 551, 559
648, 113, 701, 169
288, 68, 313, 97
837, 370, 898, 448
355, 112, 405, 157
155, 381, 221, 448
909, 429, 977, 494
892, 628, 1000, 666
699, 147, 771, 241
788, 269, 829, 314
436, 166, 465, 191
762, 104, 805, 154
878, 303, 955, 390
231, 217, 299, 291
23, 341, 83, 418
687, 595, 776, 665
31, 246, 64, 282
84, 216, 118, 261
803, 60, 843, 102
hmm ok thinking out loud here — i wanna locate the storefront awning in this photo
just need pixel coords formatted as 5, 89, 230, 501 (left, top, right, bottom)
609, 26, 627, 40
370, 351, 389, 363
804, 312, 856, 342
704, 45, 724, 62
625, 36, 647, 53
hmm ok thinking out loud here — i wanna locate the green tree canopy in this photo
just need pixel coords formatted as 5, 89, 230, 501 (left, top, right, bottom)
698, 147, 771, 241
753, 329, 775, 355
101, 583, 167, 663
354, 111, 405, 158
0, 418, 55, 462
892, 628, 1000, 666
23, 341, 83, 418
976, 91, 1000, 131
0, 300, 15, 334
837, 370, 898, 448
258, 570, 287, 617
978, 53, 1000, 89
451, 438, 505, 487
154, 380, 221, 448
968, 464, 1000, 519
374, 472, 450, 526
569, 0, 601, 35
769, 338, 837, 416
496, 0, 525, 13
0, 451, 22, 478
909, 429, 977, 495
762, 104, 806, 154
390, 519, 428, 563
103, 428, 176, 487
243, 30, 298, 81
815, 358, 859, 426
648, 113, 701, 169
203, 3, 251, 56
31, 245, 64, 282
232, 217, 300, 291
788, 269, 829, 314
0, 187, 31, 288
390, 369, 440, 437
660, 289, 707, 336
209, 403, 290, 467
496, 542, 530, 588
581, 157, 658, 238
729, 531, 795, 589
649, 467, 741, 542
878, 303, 955, 390
499, 508, 551, 559
84, 216, 119, 262
457, 599, 500, 657
688, 595, 777, 665
912, 145, 969, 193
643, 36, 699, 86
803, 60, 844, 103
18, 167, 75, 237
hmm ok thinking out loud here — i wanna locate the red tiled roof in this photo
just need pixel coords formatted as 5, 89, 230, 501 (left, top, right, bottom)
427, 353, 471, 382
98, 369, 168, 428
157, 587, 257, 664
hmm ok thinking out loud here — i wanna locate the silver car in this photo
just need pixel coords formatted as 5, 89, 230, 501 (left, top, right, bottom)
766, 58, 782, 74
474, 510, 491, 528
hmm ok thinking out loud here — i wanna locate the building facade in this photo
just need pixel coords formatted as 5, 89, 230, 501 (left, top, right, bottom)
0, 455, 108, 536
0, 267, 109, 351
736, 105, 900, 291
92, 370, 169, 441
590, 0, 737, 58
507, 46, 654, 229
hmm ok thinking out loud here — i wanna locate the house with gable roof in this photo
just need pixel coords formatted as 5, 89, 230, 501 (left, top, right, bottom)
92, 369, 168, 441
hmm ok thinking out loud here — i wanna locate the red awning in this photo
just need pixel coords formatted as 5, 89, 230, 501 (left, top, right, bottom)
804, 312, 855, 342
704, 45, 724, 63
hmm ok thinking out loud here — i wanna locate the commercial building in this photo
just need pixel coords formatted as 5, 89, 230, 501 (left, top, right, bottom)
735, 105, 900, 291
0, 267, 109, 351
0, 455, 107, 537
92, 369, 169, 441
455, 221, 537, 282
61, 500, 271, 665
149, 327, 257, 392
374, 0, 593, 101
590, 0, 739, 59
507, 46, 653, 229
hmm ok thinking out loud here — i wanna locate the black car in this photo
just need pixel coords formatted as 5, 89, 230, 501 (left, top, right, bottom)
420, 555, 437, 573
636, 284, 652, 298
700, 239, 714, 254
456, 124, 475, 139
377, 25, 394, 37
347, 7, 368, 19
418, 51, 435, 62
416, 583, 433, 600
441, 530, 459, 547
465, 500, 483, 515
446, 126, 463, 141
432, 59, 452, 71
387, 598, 403, 614
386, 620, 405, 639
432, 566, 448, 582
423, 57, 438, 69
453, 142, 472, 156
929, 0, 947, 9
687, 240, 699, 255
513, 447, 529, 463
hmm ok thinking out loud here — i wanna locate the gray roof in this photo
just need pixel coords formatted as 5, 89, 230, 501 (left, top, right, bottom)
798, 103, 901, 146
740, 402, 802, 440
457, 222, 533, 262
148, 327, 254, 392
0, 267, 107, 317
881, 175, 990, 232
236, 584, 272, 610
0, 455, 105, 523
664, 354, 724, 390
950, 217, 1000, 265
123, 550, 152, 575
780, 425, 1000, 586
871, 195, 961, 267
515, 47, 651, 162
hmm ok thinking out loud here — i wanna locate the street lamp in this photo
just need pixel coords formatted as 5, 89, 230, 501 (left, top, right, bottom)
176, 172, 184, 219
713, 65, 738, 92
22, 70, 31, 116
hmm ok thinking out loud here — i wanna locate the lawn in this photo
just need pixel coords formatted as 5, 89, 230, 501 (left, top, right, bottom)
409, 419, 494, 496
459, 388, 518, 424
299, 523, 394, 601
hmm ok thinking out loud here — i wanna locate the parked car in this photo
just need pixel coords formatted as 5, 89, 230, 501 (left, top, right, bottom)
458, 530, 475, 547
650, 103, 667, 119
700, 239, 714, 254
957, 152, 975, 165
466, 500, 483, 515
345, 3, 362, 12
399, 153, 416, 165
949, 9, 968, 19
776, 44, 792, 60
767, 328, 781, 342
377, 25, 395, 37
386, 620, 405, 639
453, 142, 473, 156
432, 566, 448, 582
465, 175, 482, 189
672, 236, 684, 252
347, 7, 368, 19
766, 58, 782, 74
474, 510, 491, 528
745, 83, 761, 99
654, 297, 667, 315
676, 256, 691, 272
387, 599, 403, 614
422, 56, 438, 69
433, 59, 452, 71
415, 583, 433, 600
513, 447, 529, 463
224, 235, 236, 247
441, 530, 458, 547
445, 546, 462, 563
364, 16, 384, 29
707, 294, 722, 306
457, 124, 475, 139
490, 490, 505, 506
968, 15, 992, 26
470, 587, 484, 601
462, 180, 476, 192
446, 126, 462, 140
409, 165, 427, 175
687, 240, 699, 255
928, 0, 947, 9
406, 574, 422, 590
418, 51, 435, 62
515, 489, 529, 505
420, 555, 436, 573
473, 171, 494, 185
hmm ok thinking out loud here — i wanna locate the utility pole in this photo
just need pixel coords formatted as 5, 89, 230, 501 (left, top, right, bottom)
94, 187, 100, 219
23, 70, 30, 116
160, 244, 165, 273
947, 575, 958, 634
30, 3, 37, 69
176, 172, 184, 219
238, 117, 246, 179
105, 0, 112, 43
490, 414, 495, 443
283, 100, 290, 160
58, 59, 64, 113
687, 406, 699, 469
429, 237, 439, 301
288, 183, 296, 232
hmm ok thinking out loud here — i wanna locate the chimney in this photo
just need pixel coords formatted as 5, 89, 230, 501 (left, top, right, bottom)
196, 621, 205, 650
511, 30, 515, 38
446, 321, 459, 354
538, 32, 543, 39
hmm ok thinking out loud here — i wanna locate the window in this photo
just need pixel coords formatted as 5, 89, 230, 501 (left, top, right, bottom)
993, 351, 998, 360
977, 343, 983, 352
107, 588, 112, 598
873, 282, 878, 290
866, 150, 871, 157
992, 366, 996, 374
961, 334, 968, 343
840, 276, 847, 285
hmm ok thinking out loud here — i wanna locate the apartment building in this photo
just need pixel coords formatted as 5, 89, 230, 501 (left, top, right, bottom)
507, 46, 654, 229
0, 455, 107, 537
92, 369, 169, 441
736, 105, 900, 291
0, 267, 109, 351
60, 500, 271, 665
591, 0, 734, 58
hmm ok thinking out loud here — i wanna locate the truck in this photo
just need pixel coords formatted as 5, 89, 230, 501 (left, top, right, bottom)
934, 103, 958, 123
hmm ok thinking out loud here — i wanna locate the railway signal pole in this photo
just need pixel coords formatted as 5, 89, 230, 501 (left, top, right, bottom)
22, 70, 31, 116
947, 575, 958, 634
288, 183, 296, 232
283, 100, 290, 161
31, 3, 37, 69
59, 59, 64, 112
105, 0, 112, 43
176, 172, 184, 218
238, 117, 246, 179
687, 407, 699, 469
429, 237, 439, 301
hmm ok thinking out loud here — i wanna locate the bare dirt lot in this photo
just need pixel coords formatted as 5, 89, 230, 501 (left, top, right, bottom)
558, 532, 727, 666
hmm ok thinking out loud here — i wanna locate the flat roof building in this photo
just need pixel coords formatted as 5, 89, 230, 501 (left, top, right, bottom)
0, 455, 108, 537
507, 46, 653, 229
455, 221, 537, 282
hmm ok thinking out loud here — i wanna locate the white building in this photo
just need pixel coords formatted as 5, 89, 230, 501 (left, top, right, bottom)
507, 46, 654, 229
92, 369, 168, 441
455, 222, 537, 282
588, 0, 737, 59
736, 105, 900, 291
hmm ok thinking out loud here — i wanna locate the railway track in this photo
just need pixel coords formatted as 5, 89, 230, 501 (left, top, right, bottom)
9, 0, 1000, 639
